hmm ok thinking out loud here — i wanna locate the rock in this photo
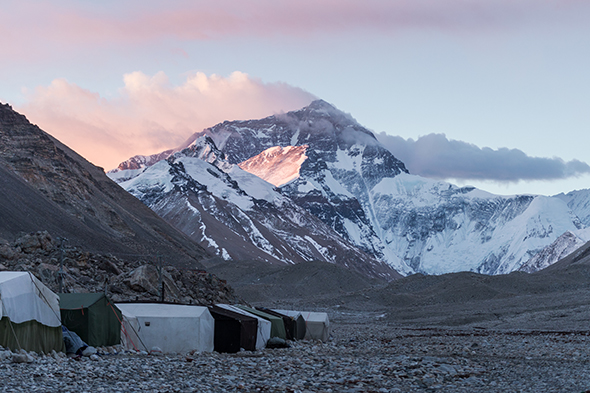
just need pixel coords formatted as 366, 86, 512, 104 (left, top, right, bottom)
15, 233, 41, 254
149, 347, 163, 356
0, 239, 16, 260
82, 346, 97, 356
0, 350, 12, 361
124, 265, 161, 295
266, 337, 290, 349
12, 353, 34, 363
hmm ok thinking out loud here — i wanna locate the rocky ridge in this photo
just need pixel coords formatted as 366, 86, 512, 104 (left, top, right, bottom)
0, 231, 237, 305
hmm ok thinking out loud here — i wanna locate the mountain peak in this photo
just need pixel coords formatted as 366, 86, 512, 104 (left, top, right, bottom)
307, 99, 336, 111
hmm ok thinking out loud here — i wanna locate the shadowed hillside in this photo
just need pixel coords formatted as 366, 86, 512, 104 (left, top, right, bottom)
0, 102, 209, 268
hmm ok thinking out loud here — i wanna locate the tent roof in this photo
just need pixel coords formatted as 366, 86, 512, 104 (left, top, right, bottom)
116, 303, 209, 318
235, 305, 282, 323
59, 293, 107, 309
209, 305, 257, 322
300, 311, 329, 324
0, 271, 30, 284
0, 271, 61, 327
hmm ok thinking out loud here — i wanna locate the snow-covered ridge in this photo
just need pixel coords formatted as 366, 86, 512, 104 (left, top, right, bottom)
519, 228, 590, 273
108, 132, 399, 280
110, 99, 590, 276
554, 189, 590, 226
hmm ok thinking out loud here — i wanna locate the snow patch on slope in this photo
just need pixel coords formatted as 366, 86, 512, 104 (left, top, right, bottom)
238, 145, 308, 187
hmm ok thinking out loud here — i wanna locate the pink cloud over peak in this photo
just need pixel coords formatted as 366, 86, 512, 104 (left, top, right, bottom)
18, 71, 315, 170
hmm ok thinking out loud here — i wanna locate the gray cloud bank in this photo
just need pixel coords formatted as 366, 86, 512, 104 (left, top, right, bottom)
376, 132, 590, 182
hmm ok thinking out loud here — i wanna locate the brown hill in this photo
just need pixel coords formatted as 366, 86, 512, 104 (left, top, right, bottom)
0, 102, 209, 268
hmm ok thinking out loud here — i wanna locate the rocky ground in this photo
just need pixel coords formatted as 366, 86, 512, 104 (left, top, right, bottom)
0, 231, 238, 305
5, 236, 590, 391
3, 310, 590, 392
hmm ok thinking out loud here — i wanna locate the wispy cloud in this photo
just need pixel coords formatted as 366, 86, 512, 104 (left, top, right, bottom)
377, 132, 590, 182
2, 0, 589, 59
18, 71, 315, 169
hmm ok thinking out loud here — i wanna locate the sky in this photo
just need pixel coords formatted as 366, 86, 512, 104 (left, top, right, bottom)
1, 0, 589, 196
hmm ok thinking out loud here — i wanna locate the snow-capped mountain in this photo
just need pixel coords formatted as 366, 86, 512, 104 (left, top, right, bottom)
111, 100, 589, 276
109, 135, 400, 280
518, 228, 590, 273
554, 189, 590, 226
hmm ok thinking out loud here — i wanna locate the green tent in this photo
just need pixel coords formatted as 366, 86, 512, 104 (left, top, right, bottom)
59, 293, 121, 347
235, 305, 286, 340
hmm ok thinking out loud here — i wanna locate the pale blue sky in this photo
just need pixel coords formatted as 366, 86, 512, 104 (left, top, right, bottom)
1, 0, 589, 196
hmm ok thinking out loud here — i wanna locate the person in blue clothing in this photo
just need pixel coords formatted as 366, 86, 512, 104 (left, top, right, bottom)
61, 326, 96, 357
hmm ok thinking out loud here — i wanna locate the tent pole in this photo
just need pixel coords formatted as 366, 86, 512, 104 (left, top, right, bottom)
57, 238, 66, 293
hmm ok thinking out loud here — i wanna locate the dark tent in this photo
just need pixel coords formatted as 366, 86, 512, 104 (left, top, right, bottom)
209, 305, 258, 352
235, 305, 287, 340
59, 293, 121, 347
256, 307, 306, 340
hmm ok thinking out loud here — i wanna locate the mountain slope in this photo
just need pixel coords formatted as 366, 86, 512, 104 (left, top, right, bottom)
186, 100, 584, 275
554, 189, 590, 226
111, 100, 588, 275
0, 102, 209, 268
238, 145, 308, 187
110, 136, 400, 280
518, 229, 590, 273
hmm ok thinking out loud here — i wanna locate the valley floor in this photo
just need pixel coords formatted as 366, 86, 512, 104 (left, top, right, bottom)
3, 310, 590, 392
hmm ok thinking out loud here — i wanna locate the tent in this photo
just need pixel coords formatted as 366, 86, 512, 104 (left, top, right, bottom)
208, 305, 258, 352
59, 293, 122, 347
275, 309, 330, 342
0, 271, 63, 353
235, 305, 287, 340
258, 307, 306, 340
216, 304, 270, 350
115, 303, 214, 353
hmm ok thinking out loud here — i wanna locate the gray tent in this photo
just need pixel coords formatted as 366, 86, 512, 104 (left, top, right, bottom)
256, 307, 306, 340
274, 309, 330, 342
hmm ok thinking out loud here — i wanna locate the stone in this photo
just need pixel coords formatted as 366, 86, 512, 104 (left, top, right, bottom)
82, 346, 97, 356
149, 347, 163, 356
12, 353, 34, 363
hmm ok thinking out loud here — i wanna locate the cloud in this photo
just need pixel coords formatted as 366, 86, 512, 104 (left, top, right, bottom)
376, 132, 590, 182
18, 71, 315, 170
2, 0, 589, 59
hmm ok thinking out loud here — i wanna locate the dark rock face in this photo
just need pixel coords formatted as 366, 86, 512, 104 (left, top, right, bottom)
0, 102, 209, 268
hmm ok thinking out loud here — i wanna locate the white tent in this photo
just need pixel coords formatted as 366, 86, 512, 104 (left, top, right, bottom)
0, 271, 63, 353
275, 309, 330, 342
216, 304, 271, 350
116, 303, 214, 353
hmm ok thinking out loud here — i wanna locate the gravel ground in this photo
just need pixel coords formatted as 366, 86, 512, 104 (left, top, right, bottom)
3, 311, 590, 392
